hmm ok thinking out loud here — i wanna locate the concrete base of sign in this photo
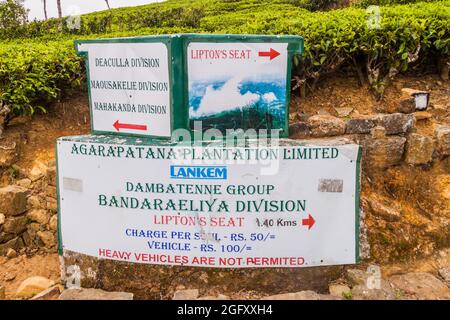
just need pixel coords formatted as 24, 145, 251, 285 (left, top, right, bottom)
60, 249, 344, 299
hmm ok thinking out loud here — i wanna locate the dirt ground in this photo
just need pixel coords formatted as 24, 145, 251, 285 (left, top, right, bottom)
1, 73, 447, 184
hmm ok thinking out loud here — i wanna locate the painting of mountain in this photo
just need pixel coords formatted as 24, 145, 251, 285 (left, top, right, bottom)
189, 76, 287, 133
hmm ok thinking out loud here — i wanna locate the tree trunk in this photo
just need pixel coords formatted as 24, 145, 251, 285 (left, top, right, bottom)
42, 0, 48, 20
105, 0, 111, 10
56, 0, 62, 18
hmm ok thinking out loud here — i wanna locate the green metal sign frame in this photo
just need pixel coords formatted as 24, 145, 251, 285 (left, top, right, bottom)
75, 34, 304, 139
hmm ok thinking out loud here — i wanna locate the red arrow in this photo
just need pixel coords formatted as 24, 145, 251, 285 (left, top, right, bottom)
258, 48, 280, 60
113, 120, 147, 132
302, 214, 315, 230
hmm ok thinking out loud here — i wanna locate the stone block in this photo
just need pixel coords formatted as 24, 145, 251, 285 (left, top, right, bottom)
435, 126, 450, 156
361, 136, 406, 169
59, 288, 133, 300
0, 185, 28, 216
3, 215, 27, 235
289, 122, 310, 139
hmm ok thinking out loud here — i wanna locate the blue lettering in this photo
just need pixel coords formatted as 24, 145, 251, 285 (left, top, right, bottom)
170, 166, 227, 180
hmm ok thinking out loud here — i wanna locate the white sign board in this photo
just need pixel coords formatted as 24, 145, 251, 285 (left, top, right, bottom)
57, 139, 360, 268
77, 42, 171, 137
187, 42, 289, 132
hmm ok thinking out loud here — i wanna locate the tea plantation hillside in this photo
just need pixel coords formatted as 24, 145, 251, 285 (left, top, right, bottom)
0, 0, 448, 119
0, 0, 450, 302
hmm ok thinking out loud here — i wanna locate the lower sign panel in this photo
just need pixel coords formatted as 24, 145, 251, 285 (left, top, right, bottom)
57, 137, 361, 268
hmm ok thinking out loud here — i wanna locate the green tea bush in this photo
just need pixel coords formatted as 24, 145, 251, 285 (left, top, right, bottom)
0, 0, 448, 118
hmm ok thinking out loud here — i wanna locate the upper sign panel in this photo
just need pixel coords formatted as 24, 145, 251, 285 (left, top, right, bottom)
76, 41, 172, 137
187, 42, 290, 135
75, 34, 303, 139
